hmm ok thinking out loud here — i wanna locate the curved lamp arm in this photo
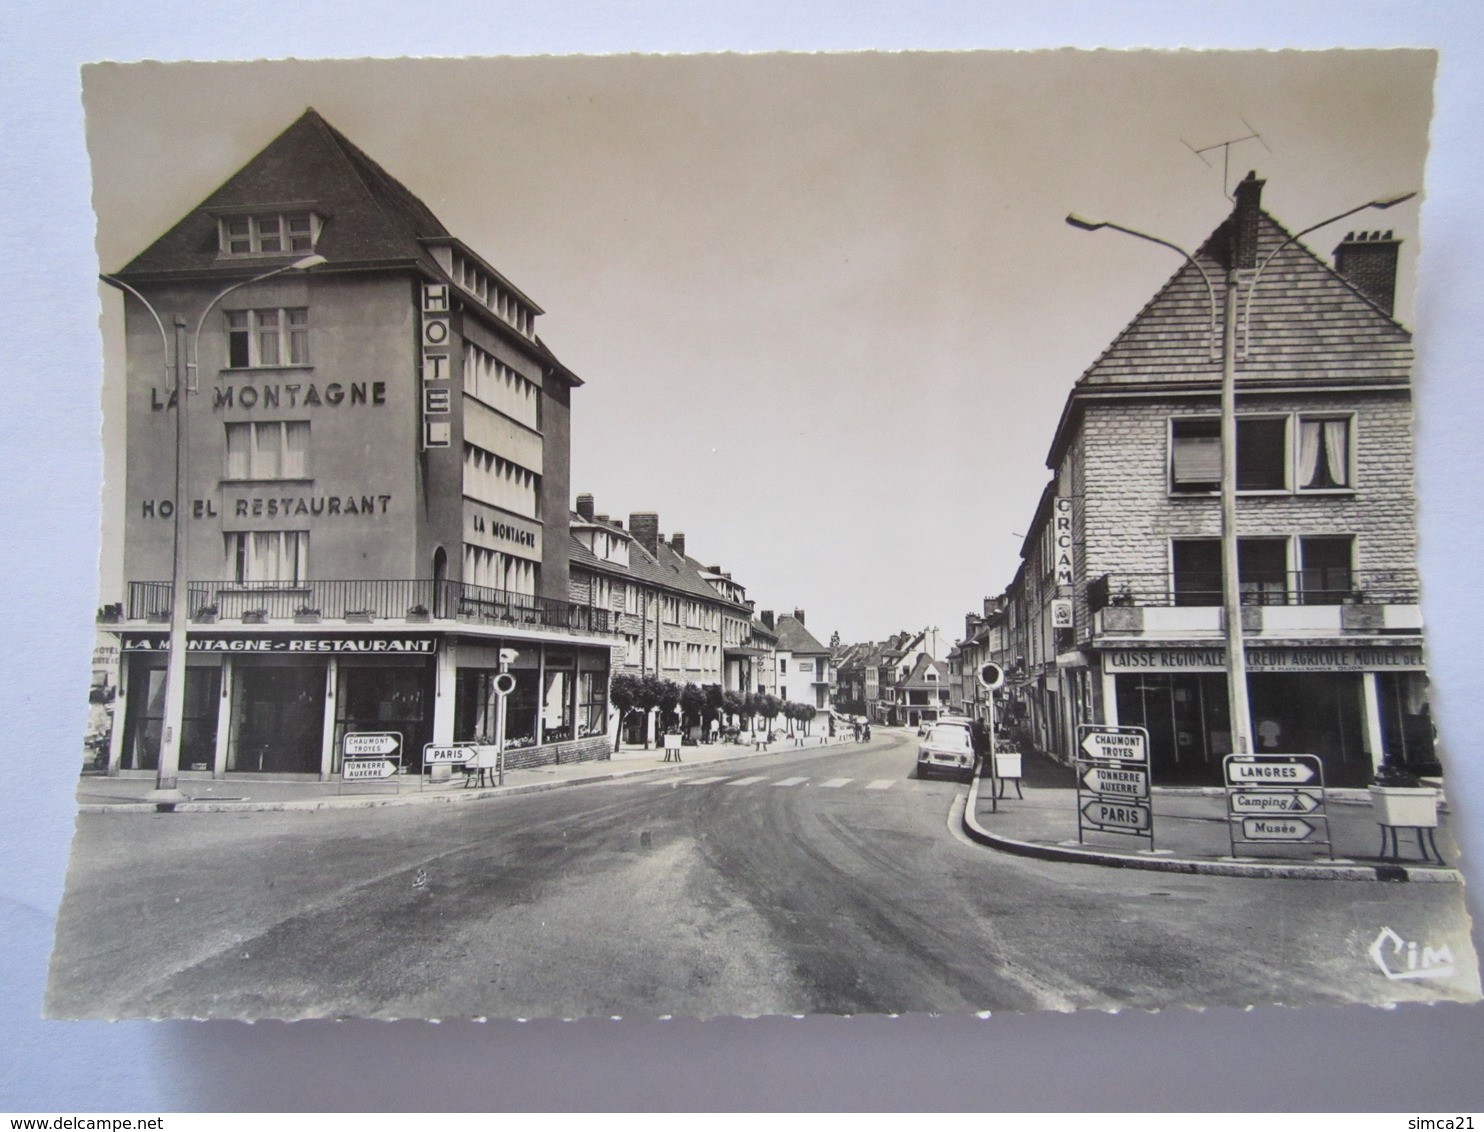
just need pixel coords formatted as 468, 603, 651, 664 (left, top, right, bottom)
1066, 215, 1219, 361
1239, 192, 1415, 358
188, 254, 326, 389
98, 273, 172, 386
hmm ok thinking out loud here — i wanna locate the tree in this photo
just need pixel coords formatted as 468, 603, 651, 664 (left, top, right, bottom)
759, 694, 782, 737
679, 683, 706, 736
609, 673, 642, 752
655, 678, 683, 733
800, 703, 818, 736
703, 683, 725, 732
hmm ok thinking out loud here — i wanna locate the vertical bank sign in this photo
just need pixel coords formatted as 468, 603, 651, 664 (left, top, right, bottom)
1054, 497, 1074, 587
421, 283, 452, 449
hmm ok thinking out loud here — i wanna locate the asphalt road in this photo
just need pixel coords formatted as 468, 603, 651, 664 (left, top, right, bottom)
47, 729, 1481, 1020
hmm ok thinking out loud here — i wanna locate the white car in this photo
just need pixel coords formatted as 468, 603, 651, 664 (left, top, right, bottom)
916, 722, 976, 780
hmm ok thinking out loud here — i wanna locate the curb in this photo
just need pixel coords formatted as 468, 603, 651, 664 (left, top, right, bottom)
75, 738, 851, 815
960, 773, 1460, 883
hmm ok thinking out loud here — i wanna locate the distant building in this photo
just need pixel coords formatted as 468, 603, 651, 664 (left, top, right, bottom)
772, 611, 833, 718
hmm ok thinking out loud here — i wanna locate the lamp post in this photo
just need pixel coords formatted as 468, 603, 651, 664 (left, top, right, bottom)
101, 254, 325, 804
1067, 190, 1413, 758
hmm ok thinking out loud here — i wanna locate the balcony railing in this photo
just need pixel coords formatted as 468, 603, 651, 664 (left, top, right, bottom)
1087, 569, 1420, 611
123, 579, 613, 635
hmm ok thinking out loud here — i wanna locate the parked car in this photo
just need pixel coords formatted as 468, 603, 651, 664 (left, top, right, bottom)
917, 722, 975, 781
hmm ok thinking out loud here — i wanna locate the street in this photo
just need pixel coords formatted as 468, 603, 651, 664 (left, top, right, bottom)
47, 729, 1480, 1020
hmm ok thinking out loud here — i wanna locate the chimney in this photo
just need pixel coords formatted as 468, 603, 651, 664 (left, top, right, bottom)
761, 610, 775, 630
575, 493, 595, 521
1334, 229, 1401, 315
1231, 171, 1265, 272
983, 596, 996, 618
611, 518, 623, 529
629, 512, 660, 557
670, 532, 686, 558
793, 608, 806, 626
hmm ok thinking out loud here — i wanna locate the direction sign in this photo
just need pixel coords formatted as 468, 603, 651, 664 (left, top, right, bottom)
1078, 725, 1148, 764
344, 733, 401, 757
1223, 754, 1319, 787
1240, 816, 1317, 841
1229, 789, 1322, 815
1081, 764, 1148, 797
423, 744, 478, 765
1081, 798, 1151, 832
342, 759, 398, 781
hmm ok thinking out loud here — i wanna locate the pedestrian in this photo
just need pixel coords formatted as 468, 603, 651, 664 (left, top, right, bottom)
708, 716, 720, 744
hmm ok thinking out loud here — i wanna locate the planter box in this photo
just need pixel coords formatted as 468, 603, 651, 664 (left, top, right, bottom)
1099, 606, 1143, 633
242, 612, 267, 625
345, 611, 374, 624
1369, 785, 1438, 828
405, 612, 430, 623
192, 612, 218, 624
294, 613, 321, 624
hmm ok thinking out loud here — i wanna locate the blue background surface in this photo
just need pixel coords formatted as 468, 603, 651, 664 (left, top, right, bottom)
3, 0, 1483, 1112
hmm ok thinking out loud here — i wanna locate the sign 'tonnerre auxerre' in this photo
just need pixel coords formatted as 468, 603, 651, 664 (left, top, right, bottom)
1075, 724, 1155, 846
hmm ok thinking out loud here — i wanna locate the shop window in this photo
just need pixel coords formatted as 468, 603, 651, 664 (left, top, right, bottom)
219, 211, 320, 256
1170, 417, 1288, 493
121, 664, 220, 772
1376, 671, 1439, 776
226, 308, 310, 368
228, 530, 308, 585
578, 664, 608, 738
1297, 417, 1353, 490
542, 651, 575, 743
334, 665, 432, 772
225, 420, 309, 480
455, 667, 538, 749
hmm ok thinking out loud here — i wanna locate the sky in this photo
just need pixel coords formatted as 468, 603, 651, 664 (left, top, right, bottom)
83, 51, 1434, 645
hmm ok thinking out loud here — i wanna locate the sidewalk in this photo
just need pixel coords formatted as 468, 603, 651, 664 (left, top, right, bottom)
73, 732, 849, 814
963, 747, 1461, 882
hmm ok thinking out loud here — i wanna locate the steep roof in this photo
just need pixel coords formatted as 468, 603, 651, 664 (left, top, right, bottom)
774, 615, 828, 655
568, 518, 749, 612
117, 108, 449, 279
898, 654, 948, 690
1075, 207, 1411, 391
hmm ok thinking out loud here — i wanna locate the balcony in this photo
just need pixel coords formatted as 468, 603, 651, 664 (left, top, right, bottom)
119, 579, 614, 636
1087, 570, 1421, 640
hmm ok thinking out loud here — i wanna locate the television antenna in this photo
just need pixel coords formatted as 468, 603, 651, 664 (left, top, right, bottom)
1182, 120, 1272, 198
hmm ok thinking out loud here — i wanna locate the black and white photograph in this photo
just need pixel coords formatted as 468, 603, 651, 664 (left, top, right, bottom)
42, 48, 1482, 1026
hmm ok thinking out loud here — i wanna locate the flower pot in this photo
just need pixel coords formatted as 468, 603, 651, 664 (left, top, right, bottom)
1369, 785, 1438, 828
294, 613, 321, 624
243, 612, 267, 625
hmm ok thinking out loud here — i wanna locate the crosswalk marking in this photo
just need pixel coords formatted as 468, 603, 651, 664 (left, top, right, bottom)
725, 776, 767, 786
818, 778, 852, 789
772, 777, 808, 787
682, 776, 731, 785
865, 779, 895, 791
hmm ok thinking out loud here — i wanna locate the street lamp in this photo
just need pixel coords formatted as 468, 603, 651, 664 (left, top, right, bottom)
101, 254, 325, 805
1066, 191, 1413, 757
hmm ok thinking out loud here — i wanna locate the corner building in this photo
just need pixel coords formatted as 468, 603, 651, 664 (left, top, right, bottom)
1007, 174, 1434, 787
102, 109, 616, 779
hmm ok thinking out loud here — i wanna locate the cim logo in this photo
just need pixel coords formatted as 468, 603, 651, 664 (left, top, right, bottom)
1369, 927, 1456, 982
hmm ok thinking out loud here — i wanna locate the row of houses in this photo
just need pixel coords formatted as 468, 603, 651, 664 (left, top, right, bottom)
96, 108, 832, 781
951, 173, 1437, 789
833, 628, 953, 728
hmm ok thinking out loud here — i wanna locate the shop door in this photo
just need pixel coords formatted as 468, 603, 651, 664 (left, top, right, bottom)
121, 663, 221, 772
231, 665, 326, 773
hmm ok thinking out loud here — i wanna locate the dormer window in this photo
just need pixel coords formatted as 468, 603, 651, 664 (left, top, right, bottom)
219, 211, 321, 257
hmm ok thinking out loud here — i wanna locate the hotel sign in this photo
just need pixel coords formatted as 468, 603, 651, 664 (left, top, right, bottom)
1104, 646, 1425, 673
122, 635, 436, 653
421, 283, 453, 449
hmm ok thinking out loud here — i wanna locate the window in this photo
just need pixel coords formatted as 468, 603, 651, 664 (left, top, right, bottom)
225, 421, 309, 480
227, 308, 309, 368
219, 211, 320, 256
228, 531, 308, 584
779, 659, 787, 674
1298, 417, 1353, 490
1298, 536, 1354, 604
1170, 417, 1288, 493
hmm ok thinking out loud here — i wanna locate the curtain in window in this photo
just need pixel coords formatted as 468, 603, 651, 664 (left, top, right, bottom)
1323, 419, 1349, 487
245, 531, 306, 583
255, 310, 280, 366
1297, 418, 1322, 488
225, 423, 251, 480
282, 422, 309, 478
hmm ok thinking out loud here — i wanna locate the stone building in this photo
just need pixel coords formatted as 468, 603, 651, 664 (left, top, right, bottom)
998, 173, 1433, 787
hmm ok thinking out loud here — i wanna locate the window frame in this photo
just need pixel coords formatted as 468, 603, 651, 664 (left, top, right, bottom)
217, 211, 322, 257
223, 420, 310, 482
1167, 413, 1296, 497
225, 307, 311, 370
1295, 413, 1358, 493
227, 530, 309, 586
